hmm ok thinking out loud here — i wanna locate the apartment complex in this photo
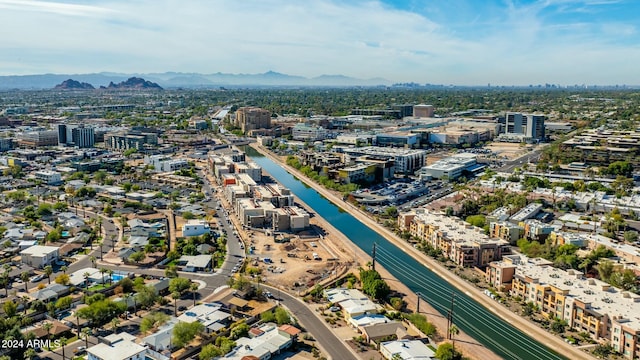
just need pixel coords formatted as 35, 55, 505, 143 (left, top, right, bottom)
235, 106, 271, 134
399, 209, 510, 268
498, 256, 640, 359
291, 123, 327, 141
561, 129, 640, 165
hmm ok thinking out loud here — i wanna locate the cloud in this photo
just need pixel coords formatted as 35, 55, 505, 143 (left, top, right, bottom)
0, 0, 638, 85
0, 0, 115, 17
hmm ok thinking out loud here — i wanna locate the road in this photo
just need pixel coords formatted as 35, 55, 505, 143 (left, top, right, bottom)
262, 284, 356, 360
498, 148, 543, 173
33, 167, 349, 360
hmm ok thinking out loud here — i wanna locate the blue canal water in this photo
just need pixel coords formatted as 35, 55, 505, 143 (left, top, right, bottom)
244, 146, 565, 360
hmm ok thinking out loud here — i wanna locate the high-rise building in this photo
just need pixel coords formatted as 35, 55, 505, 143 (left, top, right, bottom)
57, 124, 67, 144
504, 112, 545, 141
18, 130, 58, 148
71, 127, 95, 148
235, 107, 271, 134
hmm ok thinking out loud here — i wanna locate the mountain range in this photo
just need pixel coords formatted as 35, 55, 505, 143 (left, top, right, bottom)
0, 71, 390, 89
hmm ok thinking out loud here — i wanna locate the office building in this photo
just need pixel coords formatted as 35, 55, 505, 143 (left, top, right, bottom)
291, 123, 327, 141
18, 130, 59, 147
413, 104, 435, 118
502, 112, 545, 141
71, 127, 95, 148
417, 153, 481, 180
342, 146, 426, 174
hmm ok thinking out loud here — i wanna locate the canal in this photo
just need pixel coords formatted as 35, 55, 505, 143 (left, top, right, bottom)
244, 146, 565, 360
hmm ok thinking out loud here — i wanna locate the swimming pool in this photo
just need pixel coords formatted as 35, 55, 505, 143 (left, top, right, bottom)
111, 274, 125, 282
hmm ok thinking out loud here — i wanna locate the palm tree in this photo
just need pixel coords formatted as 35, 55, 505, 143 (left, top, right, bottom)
42, 322, 53, 350
20, 271, 30, 293
83, 272, 91, 296
89, 256, 96, 268
24, 348, 37, 360
22, 295, 30, 314
172, 291, 181, 316
449, 324, 459, 347
107, 269, 114, 285
60, 265, 68, 274
191, 282, 199, 306
111, 318, 120, 333
99, 268, 108, 285
80, 327, 91, 349
0, 272, 9, 296
60, 337, 68, 360
44, 265, 53, 284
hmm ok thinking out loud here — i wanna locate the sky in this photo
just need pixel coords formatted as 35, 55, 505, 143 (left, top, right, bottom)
0, 0, 639, 85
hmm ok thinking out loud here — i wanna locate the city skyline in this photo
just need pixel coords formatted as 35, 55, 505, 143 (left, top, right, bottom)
1, 0, 639, 85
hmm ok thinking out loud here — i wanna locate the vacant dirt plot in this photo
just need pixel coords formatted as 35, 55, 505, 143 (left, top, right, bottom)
245, 226, 342, 291
484, 142, 531, 160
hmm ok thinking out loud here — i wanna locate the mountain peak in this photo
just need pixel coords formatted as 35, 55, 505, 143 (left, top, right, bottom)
54, 78, 94, 90
101, 77, 163, 90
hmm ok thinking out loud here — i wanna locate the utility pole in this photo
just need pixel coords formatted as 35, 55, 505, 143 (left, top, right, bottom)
447, 292, 456, 339
416, 292, 423, 313
371, 243, 377, 271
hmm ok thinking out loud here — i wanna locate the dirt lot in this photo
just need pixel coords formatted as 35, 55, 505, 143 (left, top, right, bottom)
244, 223, 348, 291
484, 142, 531, 160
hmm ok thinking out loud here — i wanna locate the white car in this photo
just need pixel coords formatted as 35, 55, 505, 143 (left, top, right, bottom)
30, 274, 45, 283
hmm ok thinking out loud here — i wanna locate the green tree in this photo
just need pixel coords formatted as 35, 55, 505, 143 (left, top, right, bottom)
172, 321, 204, 348
199, 344, 223, 360
135, 285, 159, 309
129, 251, 145, 264
598, 260, 615, 282
44, 265, 53, 284
275, 307, 292, 325
55, 296, 73, 310
169, 277, 192, 295
3, 299, 17, 317
435, 342, 461, 360
230, 321, 250, 340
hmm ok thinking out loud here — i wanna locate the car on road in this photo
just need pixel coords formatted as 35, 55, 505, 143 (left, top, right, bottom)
264, 291, 274, 299
30, 274, 45, 283
178, 306, 187, 311
74, 346, 86, 354
329, 306, 340, 312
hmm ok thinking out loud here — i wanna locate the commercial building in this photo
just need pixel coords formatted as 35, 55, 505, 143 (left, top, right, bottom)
143, 155, 189, 173
375, 132, 420, 148
292, 123, 327, 141
413, 104, 435, 118
34, 170, 62, 185
18, 130, 58, 147
402, 209, 510, 268
500, 112, 545, 141
337, 163, 376, 184
417, 153, 481, 180
0, 138, 13, 152
236, 106, 271, 134
20, 245, 59, 268
342, 146, 426, 174
71, 126, 95, 148
560, 129, 640, 165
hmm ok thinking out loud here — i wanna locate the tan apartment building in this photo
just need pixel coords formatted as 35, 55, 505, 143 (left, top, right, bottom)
235, 106, 271, 134
507, 258, 640, 359
403, 210, 510, 268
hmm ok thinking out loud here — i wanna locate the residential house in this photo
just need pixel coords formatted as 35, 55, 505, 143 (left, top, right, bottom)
20, 245, 59, 268
380, 339, 436, 360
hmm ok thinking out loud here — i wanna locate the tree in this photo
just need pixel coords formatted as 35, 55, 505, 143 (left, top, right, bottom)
199, 344, 223, 360
191, 282, 199, 306
140, 312, 170, 333
135, 285, 159, 309
169, 277, 192, 295
60, 265, 68, 274
274, 307, 291, 325
80, 327, 91, 349
3, 300, 17, 317
99, 268, 108, 285
43, 322, 53, 350
129, 251, 145, 264
21, 271, 30, 293
172, 321, 204, 348
230, 321, 250, 340
261, 310, 276, 323
550, 318, 567, 334
597, 260, 615, 282
59, 337, 67, 360
435, 343, 461, 360
623, 230, 639, 243
592, 343, 614, 358
24, 348, 37, 360
449, 324, 459, 346
44, 265, 53, 284
172, 291, 181, 316
111, 318, 120, 332
55, 296, 73, 310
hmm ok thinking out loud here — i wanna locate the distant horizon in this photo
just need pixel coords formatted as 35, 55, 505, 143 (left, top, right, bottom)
2, 70, 640, 89
1, 0, 639, 85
